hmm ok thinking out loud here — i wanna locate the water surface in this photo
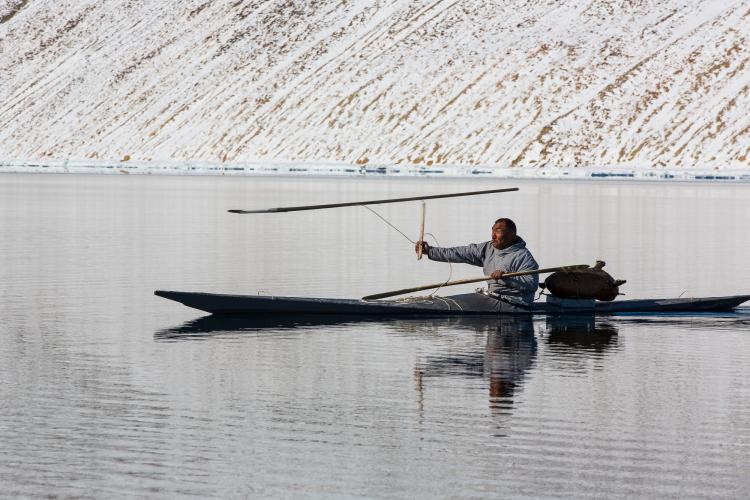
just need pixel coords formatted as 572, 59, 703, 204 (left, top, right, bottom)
1, 174, 749, 498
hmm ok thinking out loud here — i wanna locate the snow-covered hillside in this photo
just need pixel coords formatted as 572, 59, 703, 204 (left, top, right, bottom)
1, 0, 749, 170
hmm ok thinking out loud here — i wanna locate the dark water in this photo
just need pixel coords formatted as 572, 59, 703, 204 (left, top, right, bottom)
1, 173, 749, 498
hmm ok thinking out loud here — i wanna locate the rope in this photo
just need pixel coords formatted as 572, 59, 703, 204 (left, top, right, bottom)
423, 232, 452, 298
361, 205, 415, 244
432, 295, 463, 311
361, 205, 454, 298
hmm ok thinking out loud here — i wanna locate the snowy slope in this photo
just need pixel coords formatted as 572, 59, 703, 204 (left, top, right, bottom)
1, 0, 749, 169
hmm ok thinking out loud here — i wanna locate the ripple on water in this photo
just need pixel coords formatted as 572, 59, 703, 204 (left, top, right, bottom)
3, 176, 750, 497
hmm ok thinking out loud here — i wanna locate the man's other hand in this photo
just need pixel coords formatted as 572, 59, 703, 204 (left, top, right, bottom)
415, 241, 430, 255
490, 270, 505, 280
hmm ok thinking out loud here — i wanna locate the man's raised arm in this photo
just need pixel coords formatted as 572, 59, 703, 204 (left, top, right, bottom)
415, 241, 486, 267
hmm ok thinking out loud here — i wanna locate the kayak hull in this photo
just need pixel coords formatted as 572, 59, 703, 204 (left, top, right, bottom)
154, 290, 750, 316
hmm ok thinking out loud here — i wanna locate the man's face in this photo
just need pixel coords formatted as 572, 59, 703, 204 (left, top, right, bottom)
491, 221, 516, 249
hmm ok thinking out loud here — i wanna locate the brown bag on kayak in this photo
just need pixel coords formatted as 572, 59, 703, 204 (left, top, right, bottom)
541, 261, 626, 301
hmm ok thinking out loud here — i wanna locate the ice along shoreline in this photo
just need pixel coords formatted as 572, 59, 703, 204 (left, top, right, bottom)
1, 159, 749, 182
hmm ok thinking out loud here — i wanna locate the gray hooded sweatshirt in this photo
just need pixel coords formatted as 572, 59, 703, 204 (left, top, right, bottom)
427, 236, 539, 305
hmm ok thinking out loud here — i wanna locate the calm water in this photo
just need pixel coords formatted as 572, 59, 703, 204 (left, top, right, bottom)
1, 173, 749, 499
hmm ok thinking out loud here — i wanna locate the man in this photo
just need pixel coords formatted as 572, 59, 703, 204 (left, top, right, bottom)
415, 218, 539, 306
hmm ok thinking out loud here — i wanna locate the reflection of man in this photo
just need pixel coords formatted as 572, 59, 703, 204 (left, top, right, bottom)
414, 316, 536, 418
416, 218, 539, 306
486, 317, 536, 403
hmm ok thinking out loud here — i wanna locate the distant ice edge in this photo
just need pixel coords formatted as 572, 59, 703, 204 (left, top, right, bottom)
1, 160, 749, 182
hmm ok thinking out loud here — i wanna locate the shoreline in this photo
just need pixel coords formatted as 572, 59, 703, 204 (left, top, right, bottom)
1, 159, 749, 182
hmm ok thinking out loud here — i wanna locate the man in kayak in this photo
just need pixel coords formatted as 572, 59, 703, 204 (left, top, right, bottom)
415, 218, 539, 306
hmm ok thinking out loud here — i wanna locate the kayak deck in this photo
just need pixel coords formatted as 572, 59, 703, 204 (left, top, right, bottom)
154, 290, 750, 316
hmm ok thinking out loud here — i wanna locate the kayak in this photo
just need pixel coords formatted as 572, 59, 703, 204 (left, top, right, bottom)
154, 290, 750, 316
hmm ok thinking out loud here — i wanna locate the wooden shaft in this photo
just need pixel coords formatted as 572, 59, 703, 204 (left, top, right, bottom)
228, 187, 519, 213
361, 264, 590, 301
417, 201, 426, 261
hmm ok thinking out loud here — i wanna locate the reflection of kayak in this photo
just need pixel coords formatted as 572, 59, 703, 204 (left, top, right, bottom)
154, 290, 750, 315
154, 311, 534, 340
